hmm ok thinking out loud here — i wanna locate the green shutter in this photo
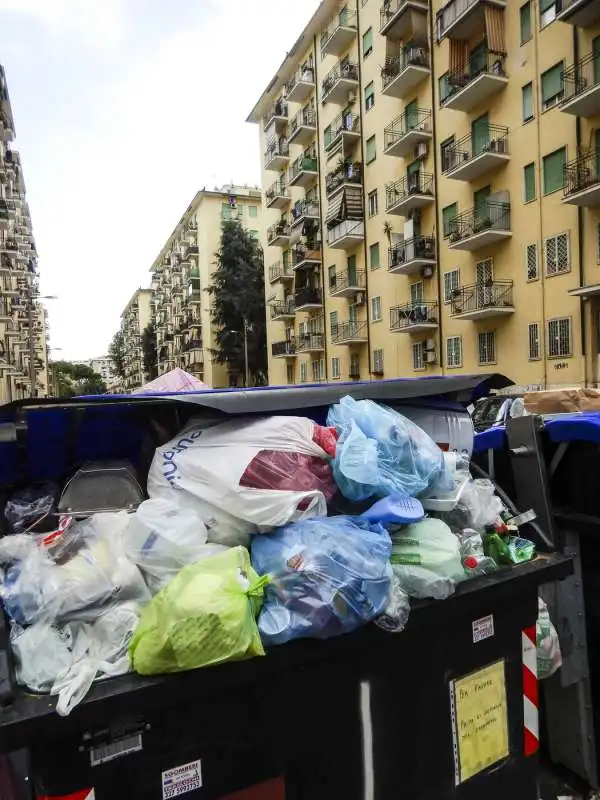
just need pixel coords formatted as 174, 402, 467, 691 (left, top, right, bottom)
469, 42, 486, 75
249, 205, 258, 218
221, 203, 232, 220
520, 3, 531, 44
370, 242, 380, 268
443, 203, 457, 236
347, 254, 357, 282
594, 35, 600, 85
405, 99, 418, 131
543, 148, 566, 194
522, 83, 534, 121
474, 186, 491, 218
540, 0, 555, 11
364, 81, 374, 110
541, 64, 563, 106
472, 114, 489, 156
363, 27, 373, 56
524, 163, 536, 203
366, 135, 376, 163
439, 73, 450, 103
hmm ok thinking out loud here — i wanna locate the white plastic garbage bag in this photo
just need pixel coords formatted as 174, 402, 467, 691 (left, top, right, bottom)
147, 416, 337, 530
537, 597, 562, 679
124, 498, 228, 593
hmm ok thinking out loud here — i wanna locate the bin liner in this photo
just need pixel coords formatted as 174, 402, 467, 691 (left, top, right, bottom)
537, 597, 562, 679
129, 546, 268, 675
326, 396, 445, 502
147, 416, 338, 531
251, 516, 392, 647
4, 483, 57, 534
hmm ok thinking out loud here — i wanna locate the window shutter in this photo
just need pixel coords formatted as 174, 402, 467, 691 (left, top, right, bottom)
528, 322, 541, 360
522, 83, 534, 121
363, 27, 373, 55
541, 64, 563, 106
524, 163, 536, 202
543, 148, 566, 194
526, 243, 539, 280
520, 3, 531, 43
442, 203, 457, 236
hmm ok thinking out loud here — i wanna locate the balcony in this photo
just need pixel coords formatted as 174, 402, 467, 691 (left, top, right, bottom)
390, 302, 439, 333
266, 180, 290, 210
332, 320, 368, 345
388, 235, 436, 276
327, 218, 365, 250
295, 287, 323, 311
285, 65, 316, 104
297, 333, 325, 353
321, 8, 357, 57
292, 244, 322, 271
442, 125, 509, 182
265, 99, 288, 133
267, 220, 291, 247
563, 152, 600, 208
557, 0, 600, 26
289, 108, 317, 146
441, 51, 507, 113
289, 155, 319, 188
437, 0, 506, 41
561, 54, 600, 118
291, 200, 320, 228
270, 300, 296, 321
384, 108, 432, 158
329, 269, 366, 298
269, 261, 294, 283
446, 200, 511, 251
325, 113, 361, 153
381, 43, 430, 99
380, 0, 429, 39
272, 341, 297, 358
264, 139, 290, 171
385, 172, 434, 216
325, 161, 362, 199
450, 280, 514, 321
322, 60, 359, 105
182, 339, 203, 353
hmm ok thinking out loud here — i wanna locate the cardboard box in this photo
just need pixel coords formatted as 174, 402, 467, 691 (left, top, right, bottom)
524, 388, 600, 414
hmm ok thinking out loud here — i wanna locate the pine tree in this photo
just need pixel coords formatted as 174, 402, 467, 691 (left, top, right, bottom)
208, 220, 267, 386
109, 330, 126, 380
142, 322, 158, 380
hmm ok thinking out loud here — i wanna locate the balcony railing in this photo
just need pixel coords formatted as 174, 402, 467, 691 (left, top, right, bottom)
325, 161, 363, 197
441, 50, 507, 107
446, 201, 511, 244
269, 261, 293, 282
442, 124, 509, 173
321, 8, 358, 56
285, 65, 316, 102
331, 320, 368, 344
436, 0, 506, 40
382, 44, 430, 91
557, 0, 600, 27
264, 99, 288, 131
329, 269, 366, 295
380, 0, 428, 36
388, 235, 436, 271
322, 61, 359, 101
563, 151, 600, 198
264, 139, 290, 169
267, 221, 291, 245
266, 181, 290, 207
291, 200, 320, 225
450, 281, 514, 316
290, 108, 317, 135
183, 339, 203, 352
327, 218, 365, 249
296, 333, 325, 352
561, 53, 600, 116
325, 113, 361, 151
390, 302, 438, 331
270, 300, 296, 319
289, 155, 319, 183
292, 244, 322, 268
384, 108, 432, 153
272, 341, 296, 357
385, 172, 434, 211
295, 287, 323, 308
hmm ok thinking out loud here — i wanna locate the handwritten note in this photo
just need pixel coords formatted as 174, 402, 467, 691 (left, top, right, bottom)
451, 660, 509, 784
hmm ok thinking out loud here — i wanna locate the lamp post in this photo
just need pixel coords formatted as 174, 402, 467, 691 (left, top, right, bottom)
229, 320, 250, 387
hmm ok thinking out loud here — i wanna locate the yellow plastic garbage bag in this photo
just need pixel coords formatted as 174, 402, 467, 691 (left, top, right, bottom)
129, 546, 269, 675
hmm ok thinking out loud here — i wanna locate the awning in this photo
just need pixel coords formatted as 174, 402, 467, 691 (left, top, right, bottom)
326, 191, 344, 224
568, 283, 600, 298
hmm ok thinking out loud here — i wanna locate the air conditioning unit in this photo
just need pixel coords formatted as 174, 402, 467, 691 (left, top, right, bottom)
415, 142, 428, 160
425, 351, 437, 364
425, 338, 436, 351
422, 265, 434, 279
356, 292, 366, 306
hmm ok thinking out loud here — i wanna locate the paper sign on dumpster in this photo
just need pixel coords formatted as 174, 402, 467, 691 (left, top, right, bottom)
450, 660, 509, 785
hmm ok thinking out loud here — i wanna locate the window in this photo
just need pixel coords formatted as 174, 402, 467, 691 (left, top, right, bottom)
441, 137, 455, 173
520, 2, 532, 43
286, 364, 294, 384
332, 357, 341, 379
312, 359, 324, 382
412, 342, 425, 371
365, 81, 375, 111
328, 264, 336, 288
350, 353, 360, 377
248, 230, 259, 239
544, 232, 570, 275
528, 322, 541, 360
540, 0, 559, 27
548, 317, 572, 358
363, 27, 373, 57
597, 222, 600, 264
439, 72, 451, 105
526, 243, 539, 281
542, 147, 566, 195
371, 295, 382, 321
478, 331, 496, 365
373, 348, 384, 374
330, 310, 339, 336
370, 242, 380, 269
523, 163, 536, 203
522, 82, 534, 122
446, 336, 462, 368
444, 268, 460, 303
221, 203, 233, 220
248, 205, 258, 218
366, 135, 376, 163
442, 203, 457, 237
300, 362, 307, 382
541, 63, 564, 110
410, 281, 423, 304
368, 189, 378, 217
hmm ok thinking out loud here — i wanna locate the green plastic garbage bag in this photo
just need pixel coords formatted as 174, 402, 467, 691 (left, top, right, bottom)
129, 546, 269, 675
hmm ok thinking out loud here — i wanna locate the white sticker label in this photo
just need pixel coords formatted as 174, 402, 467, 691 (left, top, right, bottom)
472, 614, 495, 644
162, 760, 202, 799
90, 733, 143, 767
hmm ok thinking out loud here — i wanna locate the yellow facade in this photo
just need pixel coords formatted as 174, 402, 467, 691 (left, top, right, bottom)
149, 186, 263, 389
120, 288, 153, 392
249, 0, 600, 390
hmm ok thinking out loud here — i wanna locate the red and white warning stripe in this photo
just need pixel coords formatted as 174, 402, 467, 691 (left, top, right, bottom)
522, 624, 539, 756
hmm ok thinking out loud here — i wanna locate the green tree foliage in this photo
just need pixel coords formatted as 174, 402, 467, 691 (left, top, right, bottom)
51, 361, 107, 398
208, 220, 267, 386
142, 321, 158, 380
109, 330, 126, 380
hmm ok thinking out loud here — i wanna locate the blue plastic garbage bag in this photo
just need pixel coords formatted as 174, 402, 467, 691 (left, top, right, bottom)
327, 395, 445, 501
251, 516, 392, 647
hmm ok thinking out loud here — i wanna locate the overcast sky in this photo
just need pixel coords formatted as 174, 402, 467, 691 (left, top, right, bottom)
0, 0, 320, 359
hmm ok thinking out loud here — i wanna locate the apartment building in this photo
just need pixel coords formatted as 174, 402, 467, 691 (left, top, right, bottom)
150, 186, 263, 388
121, 288, 153, 392
249, 0, 600, 390
0, 64, 49, 401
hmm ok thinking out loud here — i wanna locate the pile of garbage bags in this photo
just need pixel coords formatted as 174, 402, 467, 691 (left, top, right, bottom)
0, 397, 562, 716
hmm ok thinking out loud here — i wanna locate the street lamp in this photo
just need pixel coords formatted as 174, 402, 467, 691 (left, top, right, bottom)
229, 319, 250, 388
